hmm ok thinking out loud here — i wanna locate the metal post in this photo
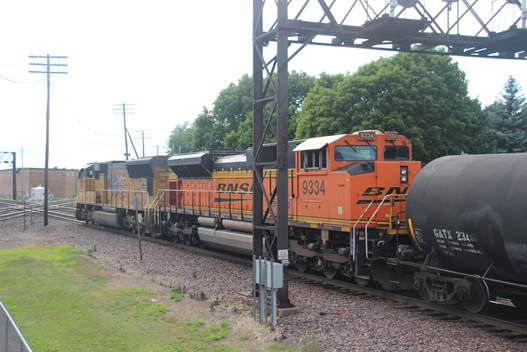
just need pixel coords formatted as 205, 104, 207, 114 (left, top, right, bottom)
522, 0, 526, 29
43, 55, 50, 226
259, 257, 265, 323
252, 255, 257, 320
136, 210, 143, 261
252, 0, 264, 260
276, 0, 291, 307
123, 103, 129, 161
11, 152, 16, 201
142, 130, 145, 158
271, 261, 277, 327
4, 314, 8, 351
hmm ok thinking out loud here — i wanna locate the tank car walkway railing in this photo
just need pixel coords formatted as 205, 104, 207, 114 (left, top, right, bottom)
0, 301, 33, 352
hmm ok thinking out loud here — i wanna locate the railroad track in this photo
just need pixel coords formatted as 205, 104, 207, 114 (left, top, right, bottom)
77, 222, 527, 343
0, 200, 81, 224
4, 211, 527, 342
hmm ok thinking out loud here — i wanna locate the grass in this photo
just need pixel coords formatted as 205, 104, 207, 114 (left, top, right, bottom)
0, 245, 308, 352
0, 246, 241, 352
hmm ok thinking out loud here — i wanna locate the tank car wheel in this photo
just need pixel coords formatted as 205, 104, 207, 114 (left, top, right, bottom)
322, 266, 338, 280
462, 278, 489, 314
511, 295, 527, 314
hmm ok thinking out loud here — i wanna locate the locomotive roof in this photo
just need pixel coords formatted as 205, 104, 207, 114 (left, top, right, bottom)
126, 156, 168, 178
213, 153, 248, 170
293, 134, 346, 152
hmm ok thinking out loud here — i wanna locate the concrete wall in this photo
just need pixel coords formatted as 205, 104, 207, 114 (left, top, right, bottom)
0, 168, 78, 200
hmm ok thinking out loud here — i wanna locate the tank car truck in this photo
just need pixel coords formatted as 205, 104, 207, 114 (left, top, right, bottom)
406, 153, 527, 313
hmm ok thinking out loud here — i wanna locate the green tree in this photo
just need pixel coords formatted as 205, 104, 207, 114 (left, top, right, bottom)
485, 76, 527, 153
188, 71, 316, 151
191, 108, 224, 151
167, 122, 194, 154
295, 53, 481, 162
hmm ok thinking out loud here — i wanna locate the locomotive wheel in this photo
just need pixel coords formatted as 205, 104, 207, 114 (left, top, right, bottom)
462, 278, 489, 314
291, 253, 308, 273
295, 261, 308, 273
353, 274, 370, 287
322, 266, 338, 280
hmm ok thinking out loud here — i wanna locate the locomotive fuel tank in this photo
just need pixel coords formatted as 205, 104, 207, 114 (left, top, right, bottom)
406, 153, 527, 284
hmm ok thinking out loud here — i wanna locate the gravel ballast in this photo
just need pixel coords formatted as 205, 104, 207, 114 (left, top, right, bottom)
0, 217, 525, 352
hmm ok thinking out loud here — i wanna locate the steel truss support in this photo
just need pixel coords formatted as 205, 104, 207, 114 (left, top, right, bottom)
252, 0, 527, 308
256, 1, 527, 60
253, 0, 292, 307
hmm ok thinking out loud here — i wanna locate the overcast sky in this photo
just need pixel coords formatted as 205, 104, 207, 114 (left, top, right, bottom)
0, 0, 526, 170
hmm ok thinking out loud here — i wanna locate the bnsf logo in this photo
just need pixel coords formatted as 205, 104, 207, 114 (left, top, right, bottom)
357, 186, 407, 204
217, 183, 252, 192
362, 186, 407, 197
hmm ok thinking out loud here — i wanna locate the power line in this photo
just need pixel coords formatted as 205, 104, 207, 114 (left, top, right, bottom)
0, 73, 46, 85
28, 54, 68, 226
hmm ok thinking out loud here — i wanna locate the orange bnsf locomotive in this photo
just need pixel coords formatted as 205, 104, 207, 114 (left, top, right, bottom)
76, 129, 527, 313
77, 130, 420, 286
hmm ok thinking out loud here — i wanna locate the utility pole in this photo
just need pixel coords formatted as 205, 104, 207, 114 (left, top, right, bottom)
135, 130, 151, 158
113, 103, 134, 160
29, 54, 67, 226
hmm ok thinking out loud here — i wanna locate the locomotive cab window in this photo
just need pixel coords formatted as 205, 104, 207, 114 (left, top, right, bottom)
384, 146, 409, 161
334, 145, 376, 161
301, 148, 327, 169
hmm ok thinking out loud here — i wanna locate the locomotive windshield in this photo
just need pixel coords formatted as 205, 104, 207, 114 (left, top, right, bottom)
334, 145, 376, 161
384, 146, 409, 161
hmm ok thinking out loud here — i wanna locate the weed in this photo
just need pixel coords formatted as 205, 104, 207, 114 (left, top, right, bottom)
186, 319, 205, 333
202, 320, 230, 342
170, 284, 183, 302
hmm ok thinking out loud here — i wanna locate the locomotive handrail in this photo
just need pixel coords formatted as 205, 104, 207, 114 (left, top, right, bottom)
364, 193, 407, 260
158, 189, 252, 195
158, 189, 253, 220
352, 200, 376, 280
351, 200, 376, 259
99, 189, 149, 210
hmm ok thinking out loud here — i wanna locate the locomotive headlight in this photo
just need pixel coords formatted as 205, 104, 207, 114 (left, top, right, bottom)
400, 166, 408, 184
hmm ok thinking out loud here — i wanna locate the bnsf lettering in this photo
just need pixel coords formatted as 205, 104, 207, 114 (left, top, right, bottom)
362, 187, 384, 196
362, 186, 407, 197
357, 186, 408, 204
217, 183, 251, 192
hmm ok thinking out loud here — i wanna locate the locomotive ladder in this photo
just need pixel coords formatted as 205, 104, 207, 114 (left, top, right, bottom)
351, 194, 407, 281
145, 192, 164, 232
